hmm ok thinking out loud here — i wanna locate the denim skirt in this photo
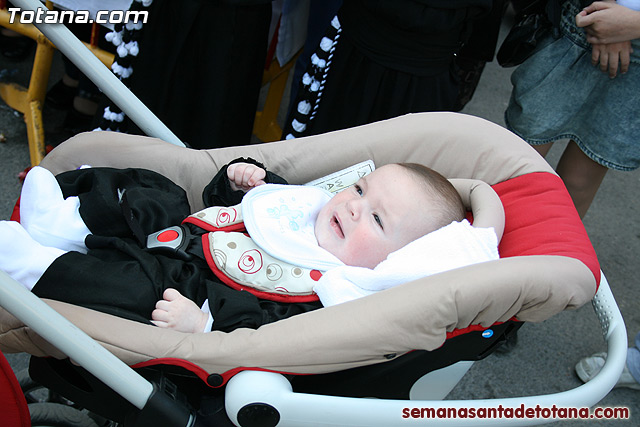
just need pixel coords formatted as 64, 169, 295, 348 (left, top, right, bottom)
505, 0, 640, 171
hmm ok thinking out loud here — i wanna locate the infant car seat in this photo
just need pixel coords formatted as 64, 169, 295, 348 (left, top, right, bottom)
0, 113, 626, 427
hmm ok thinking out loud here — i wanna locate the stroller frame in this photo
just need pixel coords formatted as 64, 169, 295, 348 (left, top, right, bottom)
0, 0, 629, 425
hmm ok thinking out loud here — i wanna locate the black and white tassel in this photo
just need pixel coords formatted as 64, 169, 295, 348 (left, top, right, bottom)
284, 15, 341, 140
95, 0, 152, 133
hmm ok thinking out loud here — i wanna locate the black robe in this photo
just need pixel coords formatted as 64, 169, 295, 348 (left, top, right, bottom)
102, 0, 272, 149
282, 0, 493, 139
32, 161, 322, 332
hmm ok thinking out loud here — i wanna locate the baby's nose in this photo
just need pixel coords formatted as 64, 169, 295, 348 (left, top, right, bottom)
347, 198, 363, 219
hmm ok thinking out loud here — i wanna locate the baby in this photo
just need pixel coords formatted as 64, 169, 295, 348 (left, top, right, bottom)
0, 160, 471, 334
153, 161, 466, 332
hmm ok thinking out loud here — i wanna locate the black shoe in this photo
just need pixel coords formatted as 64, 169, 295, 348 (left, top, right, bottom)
0, 32, 35, 61
46, 80, 78, 110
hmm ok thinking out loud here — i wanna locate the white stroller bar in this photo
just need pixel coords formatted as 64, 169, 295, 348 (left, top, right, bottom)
0, 270, 153, 410
11, 0, 185, 147
224, 272, 627, 426
0, 269, 200, 426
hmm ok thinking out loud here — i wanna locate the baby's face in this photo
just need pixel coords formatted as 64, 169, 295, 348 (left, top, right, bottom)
315, 164, 433, 269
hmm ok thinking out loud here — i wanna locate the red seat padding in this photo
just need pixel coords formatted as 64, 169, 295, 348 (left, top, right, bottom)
0, 351, 30, 427
492, 172, 600, 286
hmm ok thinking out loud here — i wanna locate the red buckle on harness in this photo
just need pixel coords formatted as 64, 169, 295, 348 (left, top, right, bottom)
146, 225, 193, 261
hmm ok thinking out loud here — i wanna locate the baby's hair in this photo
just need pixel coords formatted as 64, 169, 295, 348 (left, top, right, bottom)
397, 163, 465, 230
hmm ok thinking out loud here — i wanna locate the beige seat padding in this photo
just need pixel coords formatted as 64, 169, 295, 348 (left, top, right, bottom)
41, 112, 554, 211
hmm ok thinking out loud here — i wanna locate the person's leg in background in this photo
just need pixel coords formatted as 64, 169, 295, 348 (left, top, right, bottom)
554, 140, 608, 219
533, 140, 608, 219
576, 331, 640, 391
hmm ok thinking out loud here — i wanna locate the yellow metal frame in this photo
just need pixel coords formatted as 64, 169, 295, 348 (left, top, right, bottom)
253, 51, 300, 143
0, 2, 114, 166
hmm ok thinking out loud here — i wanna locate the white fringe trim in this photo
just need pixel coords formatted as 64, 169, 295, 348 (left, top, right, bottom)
297, 100, 311, 115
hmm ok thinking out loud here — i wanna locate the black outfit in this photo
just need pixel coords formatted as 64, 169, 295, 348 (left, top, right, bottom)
97, 0, 272, 149
32, 161, 322, 332
282, 0, 492, 139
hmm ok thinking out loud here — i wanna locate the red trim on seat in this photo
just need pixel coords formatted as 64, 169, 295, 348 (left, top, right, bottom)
131, 358, 312, 389
132, 358, 211, 381
445, 320, 514, 340
182, 216, 246, 233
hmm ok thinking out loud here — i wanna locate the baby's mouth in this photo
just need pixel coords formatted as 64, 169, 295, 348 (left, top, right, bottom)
331, 214, 344, 238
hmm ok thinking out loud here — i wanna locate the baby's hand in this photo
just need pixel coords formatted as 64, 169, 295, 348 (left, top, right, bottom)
227, 162, 266, 192
151, 288, 209, 333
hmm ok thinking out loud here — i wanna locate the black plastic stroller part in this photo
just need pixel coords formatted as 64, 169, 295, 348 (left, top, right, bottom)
236, 403, 281, 427
289, 320, 523, 399
29, 357, 135, 422
28, 357, 214, 426
123, 381, 195, 427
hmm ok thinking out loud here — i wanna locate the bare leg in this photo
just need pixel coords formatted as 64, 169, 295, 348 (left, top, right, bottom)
555, 140, 608, 219
532, 142, 553, 158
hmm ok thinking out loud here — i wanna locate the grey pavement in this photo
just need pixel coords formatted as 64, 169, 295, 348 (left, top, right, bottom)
1, 22, 639, 427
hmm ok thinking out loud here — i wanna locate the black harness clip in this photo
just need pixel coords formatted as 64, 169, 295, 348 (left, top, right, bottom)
146, 225, 194, 261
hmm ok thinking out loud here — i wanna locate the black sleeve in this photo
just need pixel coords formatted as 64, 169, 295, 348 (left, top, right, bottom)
202, 157, 288, 208
204, 280, 322, 332
201, 157, 313, 332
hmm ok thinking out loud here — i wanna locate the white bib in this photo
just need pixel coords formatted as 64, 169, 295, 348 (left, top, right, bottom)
242, 184, 344, 271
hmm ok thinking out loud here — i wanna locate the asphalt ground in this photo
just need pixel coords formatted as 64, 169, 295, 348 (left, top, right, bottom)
1, 16, 639, 427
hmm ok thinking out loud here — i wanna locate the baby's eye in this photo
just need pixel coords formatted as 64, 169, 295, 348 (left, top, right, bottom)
354, 184, 363, 196
373, 214, 383, 229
